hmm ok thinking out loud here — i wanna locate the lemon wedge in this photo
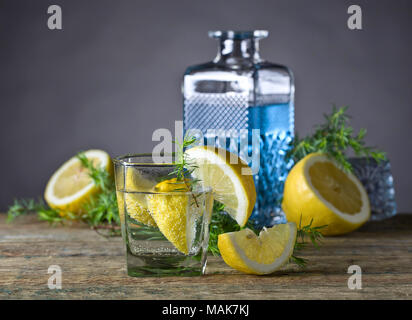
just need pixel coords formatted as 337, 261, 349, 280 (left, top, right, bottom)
218, 222, 297, 275
124, 194, 157, 227
44, 149, 111, 216
123, 168, 157, 227
185, 146, 256, 227
147, 178, 198, 254
282, 153, 370, 235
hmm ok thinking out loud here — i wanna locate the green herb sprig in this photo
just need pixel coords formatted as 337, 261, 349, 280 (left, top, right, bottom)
76, 153, 120, 229
290, 216, 327, 267
7, 198, 62, 223
289, 106, 386, 172
169, 135, 201, 206
170, 135, 199, 183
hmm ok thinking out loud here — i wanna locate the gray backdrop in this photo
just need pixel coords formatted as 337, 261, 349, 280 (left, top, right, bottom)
0, 0, 411, 212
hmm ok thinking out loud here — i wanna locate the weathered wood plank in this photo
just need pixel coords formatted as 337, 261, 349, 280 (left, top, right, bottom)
0, 213, 411, 299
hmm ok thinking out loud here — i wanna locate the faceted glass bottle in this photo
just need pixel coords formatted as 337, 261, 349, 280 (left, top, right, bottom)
183, 30, 294, 227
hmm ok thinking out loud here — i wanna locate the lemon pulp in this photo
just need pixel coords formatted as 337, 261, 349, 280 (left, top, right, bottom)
309, 161, 362, 214
53, 159, 100, 198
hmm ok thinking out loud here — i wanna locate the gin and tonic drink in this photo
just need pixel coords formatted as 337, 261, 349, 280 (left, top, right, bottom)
113, 154, 213, 277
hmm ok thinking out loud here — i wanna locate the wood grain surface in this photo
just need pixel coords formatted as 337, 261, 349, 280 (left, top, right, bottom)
1, 214, 411, 299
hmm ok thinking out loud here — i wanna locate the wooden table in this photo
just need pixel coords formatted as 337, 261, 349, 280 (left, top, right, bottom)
1, 213, 411, 299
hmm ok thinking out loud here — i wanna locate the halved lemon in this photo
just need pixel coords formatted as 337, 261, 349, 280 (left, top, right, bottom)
185, 146, 256, 227
44, 149, 112, 216
218, 222, 297, 275
282, 153, 370, 235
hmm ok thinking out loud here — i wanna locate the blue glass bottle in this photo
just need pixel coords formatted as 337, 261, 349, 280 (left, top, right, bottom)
183, 30, 294, 227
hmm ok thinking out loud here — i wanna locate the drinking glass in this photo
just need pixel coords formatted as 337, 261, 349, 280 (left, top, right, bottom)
113, 154, 213, 277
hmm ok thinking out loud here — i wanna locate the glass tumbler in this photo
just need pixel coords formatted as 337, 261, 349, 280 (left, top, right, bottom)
113, 154, 213, 277
349, 157, 397, 221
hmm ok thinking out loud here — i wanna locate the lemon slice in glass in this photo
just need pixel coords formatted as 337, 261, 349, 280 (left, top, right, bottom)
44, 149, 111, 216
185, 146, 256, 227
123, 168, 157, 227
218, 222, 297, 275
147, 179, 196, 254
282, 153, 371, 235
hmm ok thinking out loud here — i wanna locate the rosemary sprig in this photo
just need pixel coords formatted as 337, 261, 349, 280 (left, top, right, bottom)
76, 152, 120, 233
170, 134, 200, 206
290, 216, 327, 267
7, 198, 42, 222
77, 153, 112, 192
6, 198, 61, 223
171, 135, 198, 182
37, 207, 66, 223
288, 106, 386, 172
128, 219, 166, 241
